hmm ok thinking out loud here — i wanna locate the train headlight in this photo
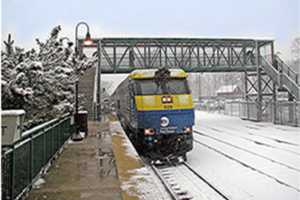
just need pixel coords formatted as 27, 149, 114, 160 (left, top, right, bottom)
144, 128, 155, 135
160, 116, 169, 127
183, 127, 193, 134
161, 96, 172, 103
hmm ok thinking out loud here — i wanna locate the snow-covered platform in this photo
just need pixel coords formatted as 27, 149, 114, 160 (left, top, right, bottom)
26, 115, 171, 200
27, 120, 122, 200
188, 111, 300, 200
110, 120, 172, 200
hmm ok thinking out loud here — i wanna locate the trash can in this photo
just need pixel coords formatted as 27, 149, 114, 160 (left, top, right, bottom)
78, 110, 88, 137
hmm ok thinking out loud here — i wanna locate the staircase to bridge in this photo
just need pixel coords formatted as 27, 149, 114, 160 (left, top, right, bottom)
261, 56, 299, 100
78, 67, 96, 120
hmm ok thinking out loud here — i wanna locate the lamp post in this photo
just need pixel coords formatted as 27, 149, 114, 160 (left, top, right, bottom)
75, 21, 92, 55
73, 22, 94, 139
97, 40, 102, 122
74, 21, 102, 123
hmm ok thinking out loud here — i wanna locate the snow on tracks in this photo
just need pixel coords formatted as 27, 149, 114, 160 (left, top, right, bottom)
192, 111, 300, 199
150, 162, 230, 200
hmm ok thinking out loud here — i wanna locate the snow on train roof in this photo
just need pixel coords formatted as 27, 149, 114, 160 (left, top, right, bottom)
129, 69, 188, 79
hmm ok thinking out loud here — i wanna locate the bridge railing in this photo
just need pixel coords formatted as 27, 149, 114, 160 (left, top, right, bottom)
99, 53, 257, 72
1, 115, 73, 200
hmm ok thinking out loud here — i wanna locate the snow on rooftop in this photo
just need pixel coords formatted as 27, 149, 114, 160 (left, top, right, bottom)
1, 110, 26, 116
216, 85, 239, 93
78, 110, 88, 114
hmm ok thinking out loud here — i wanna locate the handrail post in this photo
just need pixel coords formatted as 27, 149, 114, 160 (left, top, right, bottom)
29, 135, 33, 183
43, 128, 47, 165
11, 146, 15, 200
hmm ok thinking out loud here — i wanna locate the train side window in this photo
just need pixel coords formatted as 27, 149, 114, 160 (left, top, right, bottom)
129, 81, 136, 95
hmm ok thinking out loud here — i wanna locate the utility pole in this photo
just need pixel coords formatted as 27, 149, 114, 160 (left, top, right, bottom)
97, 40, 102, 121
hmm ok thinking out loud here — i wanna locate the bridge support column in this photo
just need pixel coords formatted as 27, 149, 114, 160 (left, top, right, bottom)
271, 42, 277, 124
244, 72, 250, 119
256, 41, 263, 121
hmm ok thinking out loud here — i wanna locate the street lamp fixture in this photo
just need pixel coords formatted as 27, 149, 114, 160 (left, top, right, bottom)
75, 21, 92, 55
83, 31, 93, 46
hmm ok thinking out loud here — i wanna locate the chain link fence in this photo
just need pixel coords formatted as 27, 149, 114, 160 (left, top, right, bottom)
1, 115, 72, 200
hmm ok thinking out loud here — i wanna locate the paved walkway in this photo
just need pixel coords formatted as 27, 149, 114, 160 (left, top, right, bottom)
27, 119, 122, 200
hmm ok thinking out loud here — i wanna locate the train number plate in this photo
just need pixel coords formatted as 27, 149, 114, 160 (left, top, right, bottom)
160, 126, 177, 134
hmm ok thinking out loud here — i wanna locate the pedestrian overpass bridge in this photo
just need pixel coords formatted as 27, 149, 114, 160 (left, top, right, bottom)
78, 37, 299, 122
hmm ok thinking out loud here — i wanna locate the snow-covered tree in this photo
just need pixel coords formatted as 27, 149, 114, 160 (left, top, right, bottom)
1, 26, 96, 129
290, 37, 300, 74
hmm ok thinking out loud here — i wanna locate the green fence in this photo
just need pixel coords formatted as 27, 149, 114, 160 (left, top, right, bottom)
1, 115, 73, 200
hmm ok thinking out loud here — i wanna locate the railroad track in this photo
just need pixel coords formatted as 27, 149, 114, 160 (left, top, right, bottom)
182, 162, 230, 200
149, 162, 230, 200
150, 164, 191, 200
193, 129, 300, 172
193, 130, 300, 193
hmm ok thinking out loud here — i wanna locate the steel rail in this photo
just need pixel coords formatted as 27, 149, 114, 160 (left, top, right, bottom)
150, 164, 181, 200
182, 162, 230, 200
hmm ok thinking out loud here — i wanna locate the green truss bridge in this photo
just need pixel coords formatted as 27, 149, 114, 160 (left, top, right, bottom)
77, 37, 299, 121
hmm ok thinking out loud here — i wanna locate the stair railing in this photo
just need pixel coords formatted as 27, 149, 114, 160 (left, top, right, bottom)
275, 55, 299, 85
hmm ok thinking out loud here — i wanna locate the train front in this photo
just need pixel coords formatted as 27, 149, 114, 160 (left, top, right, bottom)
132, 68, 194, 160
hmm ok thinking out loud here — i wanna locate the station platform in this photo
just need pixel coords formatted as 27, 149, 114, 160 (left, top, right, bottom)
27, 115, 169, 200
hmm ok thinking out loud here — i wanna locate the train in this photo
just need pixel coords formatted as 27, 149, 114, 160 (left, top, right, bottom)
112, 68, 194, 161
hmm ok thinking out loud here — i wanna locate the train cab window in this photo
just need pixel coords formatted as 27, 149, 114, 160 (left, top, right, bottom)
166, 79, 190, 94
135, 80, 162, 95
135, 79, 189, 95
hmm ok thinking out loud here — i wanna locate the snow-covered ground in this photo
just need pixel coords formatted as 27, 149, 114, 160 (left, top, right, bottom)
187, 111, 300, 200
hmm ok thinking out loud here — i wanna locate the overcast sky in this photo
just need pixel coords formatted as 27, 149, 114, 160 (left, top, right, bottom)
1, 0, 299, 60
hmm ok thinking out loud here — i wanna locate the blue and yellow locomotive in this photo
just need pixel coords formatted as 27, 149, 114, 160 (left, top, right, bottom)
112, 68, 194, 160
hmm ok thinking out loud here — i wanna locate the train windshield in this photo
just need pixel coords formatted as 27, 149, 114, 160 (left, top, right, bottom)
135, 79, 189, 95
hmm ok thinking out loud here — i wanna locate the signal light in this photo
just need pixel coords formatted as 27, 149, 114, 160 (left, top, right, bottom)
183, 127, 192, 134
144, 128, 155, 135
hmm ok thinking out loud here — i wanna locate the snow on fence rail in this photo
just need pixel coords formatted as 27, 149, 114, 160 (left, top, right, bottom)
223, 100, 300, 127
275, 101, 300, 127
196, 100, 300, 127
1, 115, 73, 200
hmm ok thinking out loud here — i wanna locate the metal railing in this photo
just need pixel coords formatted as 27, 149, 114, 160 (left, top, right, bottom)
1, 115, 72, 200
222, 100, 299, 127
275, 55, 299, 85
275, 101, 300, 127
